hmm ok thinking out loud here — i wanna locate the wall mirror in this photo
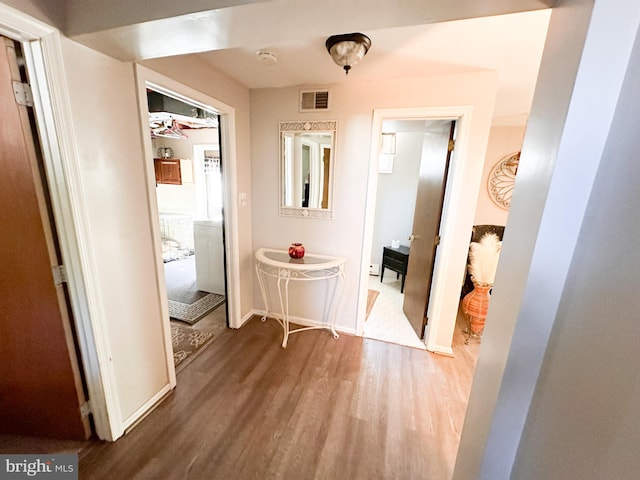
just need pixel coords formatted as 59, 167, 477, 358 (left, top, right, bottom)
280, 121, 337, 218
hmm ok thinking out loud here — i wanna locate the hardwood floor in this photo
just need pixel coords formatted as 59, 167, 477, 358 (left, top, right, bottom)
0, 310, 478, 479
77, 311, 479, 480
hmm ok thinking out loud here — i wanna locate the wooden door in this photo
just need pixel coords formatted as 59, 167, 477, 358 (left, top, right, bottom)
0, 37, 90, 439
403, 121, 455, 338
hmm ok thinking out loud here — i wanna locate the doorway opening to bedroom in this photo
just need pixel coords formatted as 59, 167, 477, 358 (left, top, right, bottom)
365, 118, 456, 350
147, 88, 228, 373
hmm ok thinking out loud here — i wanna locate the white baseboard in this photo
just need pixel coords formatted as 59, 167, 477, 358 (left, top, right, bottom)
239, 310, 256, 328
427, 344, 455, 357
122, 383, 173, 434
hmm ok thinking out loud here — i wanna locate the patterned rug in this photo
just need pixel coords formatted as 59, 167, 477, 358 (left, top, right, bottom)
168, 293, 225, 325
171, 322, 216, 370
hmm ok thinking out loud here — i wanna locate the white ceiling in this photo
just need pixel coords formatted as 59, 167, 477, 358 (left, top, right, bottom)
192, 9, 551, 125
66, 1, 551, 127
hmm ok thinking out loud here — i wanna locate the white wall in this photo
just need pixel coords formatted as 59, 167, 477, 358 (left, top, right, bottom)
60, 38, 169, 424
511, 15, 640, 479
250, 71, 497, 336
474, 125, 525, 226
141, 56, 254, 321
155, 183, 197, 216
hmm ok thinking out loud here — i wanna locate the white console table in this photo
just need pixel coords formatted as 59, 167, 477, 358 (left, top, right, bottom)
255, 248, 346, 348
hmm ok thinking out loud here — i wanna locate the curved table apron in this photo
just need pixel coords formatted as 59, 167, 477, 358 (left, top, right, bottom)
255, 248, 346, 348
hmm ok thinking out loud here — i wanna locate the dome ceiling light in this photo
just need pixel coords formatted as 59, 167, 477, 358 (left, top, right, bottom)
325, 32, 371, 75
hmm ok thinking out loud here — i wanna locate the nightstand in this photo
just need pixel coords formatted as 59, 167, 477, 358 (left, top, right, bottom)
381, 245, 410, 293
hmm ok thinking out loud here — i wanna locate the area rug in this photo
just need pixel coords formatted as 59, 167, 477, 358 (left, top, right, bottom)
171, 322, 216, 370
366, 289, 380, 320
168, 293, 225, 325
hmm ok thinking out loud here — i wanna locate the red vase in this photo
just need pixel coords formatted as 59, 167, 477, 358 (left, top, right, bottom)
462, 283, 492, 335
288, 243, 305, 259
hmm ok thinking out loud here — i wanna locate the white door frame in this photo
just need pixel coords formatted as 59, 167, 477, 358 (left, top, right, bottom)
0, 4, 114, 439
133, 66, 242, 379
359, 106, 475, 355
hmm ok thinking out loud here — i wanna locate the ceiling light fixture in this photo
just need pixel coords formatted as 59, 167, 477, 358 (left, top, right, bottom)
325, 32, 371, 75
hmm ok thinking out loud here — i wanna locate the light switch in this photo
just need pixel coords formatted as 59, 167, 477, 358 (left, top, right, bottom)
239, 192, 247, 206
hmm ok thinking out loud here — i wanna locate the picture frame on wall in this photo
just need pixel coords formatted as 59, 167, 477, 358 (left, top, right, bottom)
378, 153, 394, 174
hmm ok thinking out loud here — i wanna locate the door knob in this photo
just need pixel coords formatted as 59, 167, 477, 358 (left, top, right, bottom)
408, 234, 416, 242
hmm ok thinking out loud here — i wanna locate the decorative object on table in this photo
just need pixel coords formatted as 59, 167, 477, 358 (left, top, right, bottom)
462, 232, 502, 343
488, 151, 520, 210
288, 242, 305, 259
157, 146, 174, 159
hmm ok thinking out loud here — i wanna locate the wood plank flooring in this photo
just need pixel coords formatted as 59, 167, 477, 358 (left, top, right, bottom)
77, 312, 479, 480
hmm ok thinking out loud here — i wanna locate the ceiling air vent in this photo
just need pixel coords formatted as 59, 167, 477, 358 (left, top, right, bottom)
300, 90, 330, 112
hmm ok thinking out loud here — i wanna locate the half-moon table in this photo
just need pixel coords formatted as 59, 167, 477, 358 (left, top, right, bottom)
255, 248, 346, 348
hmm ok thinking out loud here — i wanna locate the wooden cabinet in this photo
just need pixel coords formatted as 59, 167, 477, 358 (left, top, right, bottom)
154, 158, 182, 185
381, 245, 410, 293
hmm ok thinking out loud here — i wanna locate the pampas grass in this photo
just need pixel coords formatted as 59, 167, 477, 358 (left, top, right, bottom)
468, 233, 502, 285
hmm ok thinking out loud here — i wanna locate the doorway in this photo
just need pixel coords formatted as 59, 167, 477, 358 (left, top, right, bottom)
146, 87, 228, 372
359, 106, 475, 355
364, 118, 454, 349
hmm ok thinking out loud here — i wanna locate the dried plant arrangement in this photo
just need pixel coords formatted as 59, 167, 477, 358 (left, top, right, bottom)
468, 232, 502, 286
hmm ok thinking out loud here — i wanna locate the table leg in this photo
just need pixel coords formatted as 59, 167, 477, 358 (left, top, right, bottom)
255, 264, 270, 322
276, 276, 291, 348
329, 271, 345, 340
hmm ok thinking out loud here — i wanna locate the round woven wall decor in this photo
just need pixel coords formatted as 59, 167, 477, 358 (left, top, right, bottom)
488, 152, 520, 210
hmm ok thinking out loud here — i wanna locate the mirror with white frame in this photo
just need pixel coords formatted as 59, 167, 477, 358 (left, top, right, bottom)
280, 121, 337, 218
